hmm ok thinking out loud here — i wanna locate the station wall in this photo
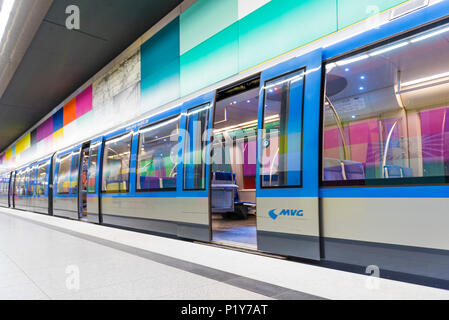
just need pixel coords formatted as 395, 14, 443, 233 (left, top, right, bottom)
0, 0, 408, 171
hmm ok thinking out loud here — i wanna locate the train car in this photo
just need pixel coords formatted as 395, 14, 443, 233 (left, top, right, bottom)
0, 172, 11, 208
2, 0, 449, 287
30, 156, 53, 215
13, 165, 33, 211
53, 145, 83, 219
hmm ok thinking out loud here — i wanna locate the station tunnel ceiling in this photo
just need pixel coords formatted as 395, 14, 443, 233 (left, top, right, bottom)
0, 0, 182, 152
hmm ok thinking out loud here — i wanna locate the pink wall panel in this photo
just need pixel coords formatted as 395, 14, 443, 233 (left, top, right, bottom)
348, 119, 380, 165
76, 86, 93, 118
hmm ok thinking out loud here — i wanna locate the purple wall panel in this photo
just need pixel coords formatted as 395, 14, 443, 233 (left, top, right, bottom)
36, 117, 54, 142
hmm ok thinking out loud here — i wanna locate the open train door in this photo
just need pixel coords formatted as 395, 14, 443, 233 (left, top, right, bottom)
256, 49, 322, 260
178, 91, 215, 241
86, 137, 103, 223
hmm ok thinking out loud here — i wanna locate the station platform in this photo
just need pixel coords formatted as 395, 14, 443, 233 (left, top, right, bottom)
0, 207, 448, 300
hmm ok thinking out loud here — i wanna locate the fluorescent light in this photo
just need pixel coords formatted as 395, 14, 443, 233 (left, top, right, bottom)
0, 0, 15, 44
411, 26, 449, 43
369, 41, 409, 56
335, 55, 369, 67
401, 71, 449, 87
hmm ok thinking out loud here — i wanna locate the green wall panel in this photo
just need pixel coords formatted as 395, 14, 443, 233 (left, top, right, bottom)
141, 18, 180, 111
238, 0, 338, 72
337, 0, 409, 29
180, 0, 238, 55
180, 22, 239, 96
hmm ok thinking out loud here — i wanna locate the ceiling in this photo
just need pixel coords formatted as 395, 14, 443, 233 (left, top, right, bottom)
0, 0, 182, 153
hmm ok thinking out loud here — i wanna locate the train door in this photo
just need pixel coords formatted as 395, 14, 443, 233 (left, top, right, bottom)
211, 77, 260, 249
86, 139, 102, 223
178, 92, 215, 242
78, 143, 90, 221
11, 171, 16, 208
29, 164, 38, 213
256, 50, 322, 260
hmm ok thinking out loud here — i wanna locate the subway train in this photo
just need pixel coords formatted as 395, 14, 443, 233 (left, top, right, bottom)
2, 2, 449, 288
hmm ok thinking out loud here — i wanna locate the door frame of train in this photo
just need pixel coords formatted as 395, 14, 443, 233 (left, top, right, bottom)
87, 137, 103, 223
256, 49, 323, 260
77, 141, 91, 221
179, 91, 215, 242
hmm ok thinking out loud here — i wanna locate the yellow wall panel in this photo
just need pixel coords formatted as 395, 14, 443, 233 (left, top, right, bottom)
16, 134, 31, 154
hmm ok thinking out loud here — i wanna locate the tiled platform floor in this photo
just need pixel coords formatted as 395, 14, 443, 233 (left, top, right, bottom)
0, 207, 448, 300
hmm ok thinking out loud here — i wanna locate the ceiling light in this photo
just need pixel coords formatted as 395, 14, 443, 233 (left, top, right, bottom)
401, 71, 449, 87
336, 55, 369, 67
0, 0, 15, 44
411, 26, 449, 43
369, 42, 409, 56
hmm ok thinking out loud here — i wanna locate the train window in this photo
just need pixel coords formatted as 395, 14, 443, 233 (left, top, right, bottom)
15, 170, 26, 196
137, 116, 180, 192
35, 163, 48, 196
70, 151, 80, 194
102, 133, 132, 193
87, 143, 100, 193
323, 23, 449, 186
184, 104, 210, 190
56, 155, 72, 194
261, 70, 304, 188
27, 167, 36, 196
25, 168, 33, 196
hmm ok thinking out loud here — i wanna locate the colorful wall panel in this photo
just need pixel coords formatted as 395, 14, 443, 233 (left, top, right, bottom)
141, 18, 180, 112
1, 0, 409, 171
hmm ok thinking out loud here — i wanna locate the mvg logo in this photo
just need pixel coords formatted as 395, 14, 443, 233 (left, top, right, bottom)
268, 209, 304, 221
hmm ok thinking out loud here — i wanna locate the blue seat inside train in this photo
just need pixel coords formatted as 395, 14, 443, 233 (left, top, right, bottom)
262, 174, 279, 184
384, 165, 413, 178
139, 176, 176, 190
323, 158, 365, 181
342, 160, 365, 180
213, 172, 235, 183
323, 158, 344, 181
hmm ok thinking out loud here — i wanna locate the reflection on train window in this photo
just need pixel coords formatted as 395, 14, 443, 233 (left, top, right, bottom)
137, 116, 180, 192
0, 174, 9, 196
87, 144, 99, 193
184, 104, 210, 190
324, 24, 449, 185
15, 170, 26, 196
70, 151, 80, 194
57, 155, 72, 194
35, 163, 48, 196
25, 169, 33, 196
261, 70, 304, 188
102, 133, 132, 193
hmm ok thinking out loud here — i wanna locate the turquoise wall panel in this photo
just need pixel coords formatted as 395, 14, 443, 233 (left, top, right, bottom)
141, 60, 181, 111
337, 0, 409, 29
238, 0, 338, 72
180, 22, 239, 96
180, 0, 238, 55
141, 18, 180, 111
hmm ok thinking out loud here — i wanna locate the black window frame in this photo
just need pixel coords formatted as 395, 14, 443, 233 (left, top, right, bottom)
183, 103, 211, 192
56, 153, 72, 195
320, 18, 449, 188
260, 68, 306, 190
101, 132, 133, 194
87, 143, 100, 194
135, 114, 181, 193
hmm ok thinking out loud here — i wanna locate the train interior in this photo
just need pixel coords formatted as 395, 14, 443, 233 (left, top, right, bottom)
211, 80, 259, 248
324, 23, 449, 184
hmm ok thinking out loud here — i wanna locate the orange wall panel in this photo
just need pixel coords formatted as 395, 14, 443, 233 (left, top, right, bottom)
63, 98, 77, 126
